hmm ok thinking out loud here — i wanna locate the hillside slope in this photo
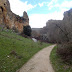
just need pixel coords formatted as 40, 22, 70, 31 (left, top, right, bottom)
0, 28, 50, 72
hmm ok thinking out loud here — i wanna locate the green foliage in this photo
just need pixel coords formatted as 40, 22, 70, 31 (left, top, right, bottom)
50, 46, 72, 72
23, 25, 32, 36
0, 28, 50, 72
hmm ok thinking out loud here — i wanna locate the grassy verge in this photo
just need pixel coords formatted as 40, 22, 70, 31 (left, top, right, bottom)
0, 28, 50, 72
50, 46, 72, 72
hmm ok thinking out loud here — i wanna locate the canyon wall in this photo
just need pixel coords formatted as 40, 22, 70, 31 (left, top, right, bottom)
0, 0, 29, 33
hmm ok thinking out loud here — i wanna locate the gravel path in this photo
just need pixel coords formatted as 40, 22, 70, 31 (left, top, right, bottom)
19, 45, 55, 72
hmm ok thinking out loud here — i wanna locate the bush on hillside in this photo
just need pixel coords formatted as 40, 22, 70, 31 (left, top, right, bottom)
23, 25, 32, 36
57, 42, 72, 63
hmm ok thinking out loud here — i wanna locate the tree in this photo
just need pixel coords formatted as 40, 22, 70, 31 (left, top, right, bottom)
23, 25, 32, 36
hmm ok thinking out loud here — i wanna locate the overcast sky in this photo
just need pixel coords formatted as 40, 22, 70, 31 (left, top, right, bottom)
8, 0, 72, 28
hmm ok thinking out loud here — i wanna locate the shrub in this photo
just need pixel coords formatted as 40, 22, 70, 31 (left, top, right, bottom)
57, 42, 72, 62
23, 25, 32, 36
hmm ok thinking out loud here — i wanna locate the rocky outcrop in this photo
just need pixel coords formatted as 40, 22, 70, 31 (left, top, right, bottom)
42, 8, 72, 35
39, 8, 72, 43
46, 20, 62, 27
63, 9, 72, 20
0, 0, 29, 33
63, 9, 72, 27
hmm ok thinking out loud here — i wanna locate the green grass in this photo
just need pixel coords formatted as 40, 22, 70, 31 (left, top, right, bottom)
50, 46, 72, 72
0, 28, 50, 72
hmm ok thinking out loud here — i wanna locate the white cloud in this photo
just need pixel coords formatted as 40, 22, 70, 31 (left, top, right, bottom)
48, 0, 58, 7
48, 0, 72, 10
47, 0, 58, 10
29, 11, 64, 28
38, 2, 49, 7
61, 1, 72, 8
54, 1, 72, 8
38, 3, 44, 7
8, 0, 37, 16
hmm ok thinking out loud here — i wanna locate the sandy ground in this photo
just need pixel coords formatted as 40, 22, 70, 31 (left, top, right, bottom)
18, 45, 55, 72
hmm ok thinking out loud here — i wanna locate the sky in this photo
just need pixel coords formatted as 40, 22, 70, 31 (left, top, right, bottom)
8, 0, 72, 28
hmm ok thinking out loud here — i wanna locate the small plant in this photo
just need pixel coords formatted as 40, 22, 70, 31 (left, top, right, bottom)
10, 50, 17, 56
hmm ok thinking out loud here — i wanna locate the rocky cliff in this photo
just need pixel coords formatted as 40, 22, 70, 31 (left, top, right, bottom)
63, 8, 72, 27
43, 8, 72, 33
39, 8, 72, 43
0, 0, 29, 33
63, 9, 72, 20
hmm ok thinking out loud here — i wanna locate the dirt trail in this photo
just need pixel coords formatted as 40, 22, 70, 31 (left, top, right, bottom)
19, 45, 55, 72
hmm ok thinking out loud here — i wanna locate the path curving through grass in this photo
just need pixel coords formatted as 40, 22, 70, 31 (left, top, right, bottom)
19, 45, 55, 72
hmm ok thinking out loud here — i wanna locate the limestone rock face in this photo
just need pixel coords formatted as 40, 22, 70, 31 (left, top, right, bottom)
63, 8, 72, 29
63, 9, 72, 20
63, 9, 72, 23
23, 11, 29, 19
0, 0, 29, 33
46, 20, 61, 26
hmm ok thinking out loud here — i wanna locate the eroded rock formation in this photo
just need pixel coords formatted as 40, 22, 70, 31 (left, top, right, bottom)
39, 8, 72, 43
0, 0, 29, 33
